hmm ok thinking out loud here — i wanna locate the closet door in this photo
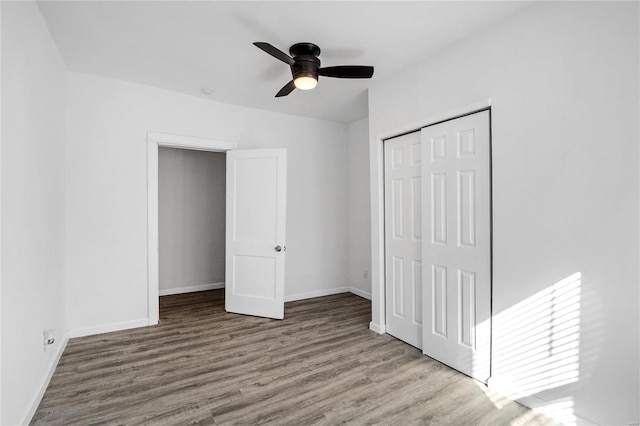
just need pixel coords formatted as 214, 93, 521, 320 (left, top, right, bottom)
384, 131, 423, 348
421, 110, 491, 383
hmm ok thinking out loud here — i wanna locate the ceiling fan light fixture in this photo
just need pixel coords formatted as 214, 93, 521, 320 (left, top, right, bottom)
254, 41, 373, 97
294, 74, 317, 90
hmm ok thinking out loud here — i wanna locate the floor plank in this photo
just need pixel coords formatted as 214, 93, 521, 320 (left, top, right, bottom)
32, 290, 556, 425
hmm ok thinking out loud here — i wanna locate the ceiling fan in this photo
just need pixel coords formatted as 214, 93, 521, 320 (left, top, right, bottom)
253, 42, 374, 97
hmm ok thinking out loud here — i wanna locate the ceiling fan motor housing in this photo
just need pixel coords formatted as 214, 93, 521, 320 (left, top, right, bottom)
292, 57, 320, 80
290, 43, 321, 80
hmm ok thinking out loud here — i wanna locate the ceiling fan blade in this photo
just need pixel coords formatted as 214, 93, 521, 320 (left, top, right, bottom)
318, 66, 374, 79
275, 80, 296, 97
254, 42, 295, 66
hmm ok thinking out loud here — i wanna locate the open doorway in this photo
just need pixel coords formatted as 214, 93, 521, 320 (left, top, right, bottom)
147, 132, 237, 325
147, 132, 287, 323
158, 147, 226, 297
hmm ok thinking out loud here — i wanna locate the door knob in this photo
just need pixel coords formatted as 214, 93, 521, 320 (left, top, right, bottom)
275, 245, 282, 252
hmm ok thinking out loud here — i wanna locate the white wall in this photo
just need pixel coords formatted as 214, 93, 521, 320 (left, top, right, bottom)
368, 2, 639, 425
1, 3, 3, 421
159, 148, 226, 293
347, 118, 371, 298
65, 72, 349, 332
1, 2, 68, 424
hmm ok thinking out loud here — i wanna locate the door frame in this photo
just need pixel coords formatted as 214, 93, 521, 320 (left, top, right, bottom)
147, 131, 237, 325
369, 99, 492, 334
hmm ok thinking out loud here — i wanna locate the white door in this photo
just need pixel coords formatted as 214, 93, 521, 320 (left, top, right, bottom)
225, 148, 287, 319
421, 110, 491, 383
384, 131, 423, 348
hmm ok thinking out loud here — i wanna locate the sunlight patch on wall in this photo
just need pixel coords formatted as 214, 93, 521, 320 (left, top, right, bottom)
486, 273, 582, 424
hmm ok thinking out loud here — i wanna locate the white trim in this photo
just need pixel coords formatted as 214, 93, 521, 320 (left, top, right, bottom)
516, 395, 597, 426
147, 131, 237, 325
147, 140, 159, 325
369, 129, 386, 333
284, 287, 349, 302
0, 4, 3, 420
68, 318, 150, 339
369, 322, 386, 334
487, 378, 597, 426
369, 99, 492, 339
375, 99, 492, 141
159, 282, 225, 296
159, 284, 372, 301
22, 334, 69, 425
147, 132, 237, 152
349, 286, 371, 300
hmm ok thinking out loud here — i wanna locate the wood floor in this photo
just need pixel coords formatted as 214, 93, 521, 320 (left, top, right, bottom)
32, 290, 555, 425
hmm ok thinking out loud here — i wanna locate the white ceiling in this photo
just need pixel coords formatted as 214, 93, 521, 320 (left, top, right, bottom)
37, 1, 533, 124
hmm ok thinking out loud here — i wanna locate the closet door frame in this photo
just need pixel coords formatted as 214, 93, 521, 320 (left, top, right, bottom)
369, 99, 492, 336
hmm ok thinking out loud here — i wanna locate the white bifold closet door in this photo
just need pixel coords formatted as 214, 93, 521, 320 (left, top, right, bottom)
384, 110, 491, 383
421, 110, 491, 383
384, 131, 423, 348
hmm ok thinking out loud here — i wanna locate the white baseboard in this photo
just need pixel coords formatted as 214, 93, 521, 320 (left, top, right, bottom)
159, 282, 225, 296
160, 283, 367, 302
68, 318, 150, 338
23, 333, 69, 425
487, 377, 597, 425
284, 286, 371, 302
285, 286, 349, 302
349, 286, 371, 300
517, 394, 596, 426
369, 321, 386, 334
285, 286, 371, 303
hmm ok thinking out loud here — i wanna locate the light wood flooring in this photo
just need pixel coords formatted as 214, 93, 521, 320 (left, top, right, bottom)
32, 290, 556, 425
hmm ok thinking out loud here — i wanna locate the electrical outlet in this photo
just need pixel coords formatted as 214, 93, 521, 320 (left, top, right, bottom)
364, 270, 369, 279
43, 329, 55, 351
